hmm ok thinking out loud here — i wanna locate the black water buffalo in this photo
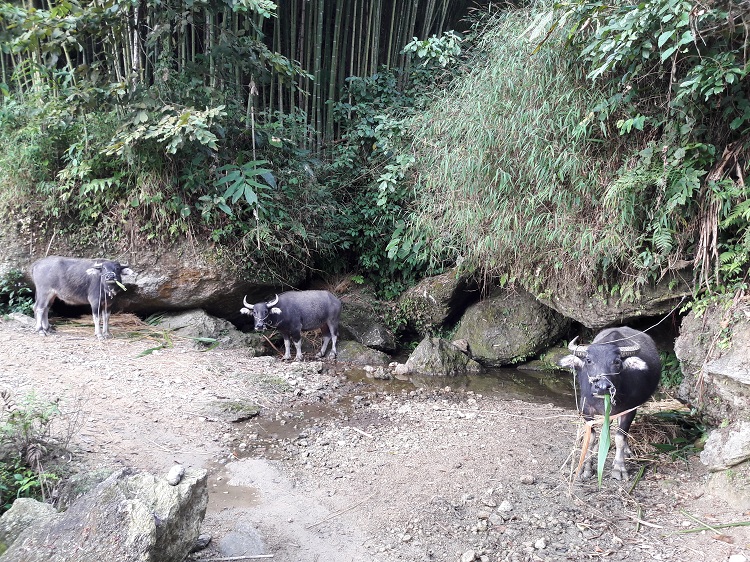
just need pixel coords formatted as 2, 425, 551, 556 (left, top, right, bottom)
31, 256, 134, 339
241, 290, 342, 361
559, 326, 661, 480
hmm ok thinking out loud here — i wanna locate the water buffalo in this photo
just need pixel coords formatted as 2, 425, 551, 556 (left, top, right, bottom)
31, 256, 134, 339
241, 290, 341, 361
559, 326, 661, 480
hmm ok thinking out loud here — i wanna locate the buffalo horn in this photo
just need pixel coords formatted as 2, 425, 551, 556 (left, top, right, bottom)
618, 340, 640, 357
568, 336, 588, 358
267, 294, 279, 307
242, 296, 254, 309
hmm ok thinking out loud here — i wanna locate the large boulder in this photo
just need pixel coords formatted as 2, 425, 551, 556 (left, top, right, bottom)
339, 293, 396, 352
152, 309, 265, 351
0, 467, 208, 562
397, 270, 477, 337
674, 300, 750, 426
530, 271, 692, 329
405, 337, 483, 376
452, 288, 569, 367
336, 340, 392, 367
675, 299, 750, 507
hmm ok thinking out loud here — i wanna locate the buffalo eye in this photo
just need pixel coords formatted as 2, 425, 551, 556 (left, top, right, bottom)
585, 356, 593, 365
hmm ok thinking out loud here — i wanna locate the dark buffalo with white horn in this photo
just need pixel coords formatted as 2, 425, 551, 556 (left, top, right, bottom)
559, 326, 661, 480
31, 256, 134, 340
241, 290, 342, 361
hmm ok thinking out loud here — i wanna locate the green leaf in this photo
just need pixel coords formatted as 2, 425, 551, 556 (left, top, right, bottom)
597, 394, 611, 488
657, 30, 674, 48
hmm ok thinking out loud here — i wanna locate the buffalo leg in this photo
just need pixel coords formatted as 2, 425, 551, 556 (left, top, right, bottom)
612, 410, 637, 480
328, 320, 338, 358
293, 338, 304, 361
90, 299, 105, 339
317, 325, 331, 358
101, 307, 112, 338
580, 427, 597, 480
282, 337, 292, 360
34, 293, 54, 335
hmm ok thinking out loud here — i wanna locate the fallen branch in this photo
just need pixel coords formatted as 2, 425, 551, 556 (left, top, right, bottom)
677, 510, 750, 534
198, 555, 273, 561
305, 493, 377, 530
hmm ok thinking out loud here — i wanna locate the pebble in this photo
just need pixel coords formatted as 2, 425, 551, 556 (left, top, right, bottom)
166, 464, 185, 486
460, 549, 477, 562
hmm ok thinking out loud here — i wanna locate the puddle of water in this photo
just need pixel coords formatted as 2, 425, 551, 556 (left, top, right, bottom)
345, 365, 575, 409
205, 462, 262, 513
232, 364, 576, 461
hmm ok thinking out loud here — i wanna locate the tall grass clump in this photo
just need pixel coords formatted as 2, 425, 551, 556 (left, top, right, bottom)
397, 7, 659, 294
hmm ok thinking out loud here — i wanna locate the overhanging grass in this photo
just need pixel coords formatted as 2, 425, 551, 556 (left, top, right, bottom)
404, 6, 644, 292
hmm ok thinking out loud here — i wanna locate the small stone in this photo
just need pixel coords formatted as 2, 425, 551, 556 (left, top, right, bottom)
497, 500, 513, 513
460, 549, 477, 562
191, 534, 212, 552
393, 363, 410, 376
401, 533, 412, 542
534, 538, 547, 550
520, 474, 535, 485
166, 464, 185, 486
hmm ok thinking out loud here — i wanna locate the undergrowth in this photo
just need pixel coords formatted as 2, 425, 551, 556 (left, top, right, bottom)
0, 390, 69, 513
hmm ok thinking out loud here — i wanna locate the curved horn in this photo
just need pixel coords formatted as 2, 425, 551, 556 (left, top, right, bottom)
267, 294, 279, 307
618, 340, 640, 357
242, 296, 254, 309
568, 336, 589, 358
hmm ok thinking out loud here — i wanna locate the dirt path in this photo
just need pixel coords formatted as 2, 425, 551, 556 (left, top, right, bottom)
0, 314, 748, 562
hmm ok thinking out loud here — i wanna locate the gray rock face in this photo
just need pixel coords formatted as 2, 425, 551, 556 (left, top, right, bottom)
0, 498, 57, 548
452, 289, 569, 367
675, 301, 750, 426
113, 244, 302, 326
397, 270, 477, 336
405, 337, 483, 376
531, 271, 692, 329
152, 309, 265, 351
339, 297, 396, 352
336, 340, 392, 366
701, 422, 750, 471
0, 467, 208, 562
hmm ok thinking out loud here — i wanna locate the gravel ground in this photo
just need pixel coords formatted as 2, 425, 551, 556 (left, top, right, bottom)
0, 314, 748, 562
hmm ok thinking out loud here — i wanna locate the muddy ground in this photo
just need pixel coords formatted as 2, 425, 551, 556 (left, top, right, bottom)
0, 314, 748, 562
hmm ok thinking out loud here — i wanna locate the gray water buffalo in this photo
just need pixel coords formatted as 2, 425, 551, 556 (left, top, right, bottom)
559, 326, 661, 480
31, 256, 134, 339
241, 290, 342, 361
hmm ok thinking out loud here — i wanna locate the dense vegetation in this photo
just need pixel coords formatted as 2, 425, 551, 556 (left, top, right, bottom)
0, 0, 747, 297
395, 1, 749, 298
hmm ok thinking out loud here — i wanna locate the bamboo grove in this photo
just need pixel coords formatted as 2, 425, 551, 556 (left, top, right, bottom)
0, 0, 478, 149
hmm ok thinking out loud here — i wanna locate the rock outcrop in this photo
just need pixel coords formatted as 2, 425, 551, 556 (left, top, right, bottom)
405, 337, 483, 376
531, 271, 692, 329
0, 467, 208, 562
397, 270, 478, 337
452, 288, 569, 367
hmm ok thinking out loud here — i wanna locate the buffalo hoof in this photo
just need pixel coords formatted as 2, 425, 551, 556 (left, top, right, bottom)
611, 465, 629, 481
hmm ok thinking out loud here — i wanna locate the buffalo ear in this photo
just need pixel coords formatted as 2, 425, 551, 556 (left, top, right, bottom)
240, 307, 252, 315
271, 307, 282, 315
85, 267, 99, 276
121, 267, 134, 276
559, 355, 583, 370
623, 357, 649, 371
